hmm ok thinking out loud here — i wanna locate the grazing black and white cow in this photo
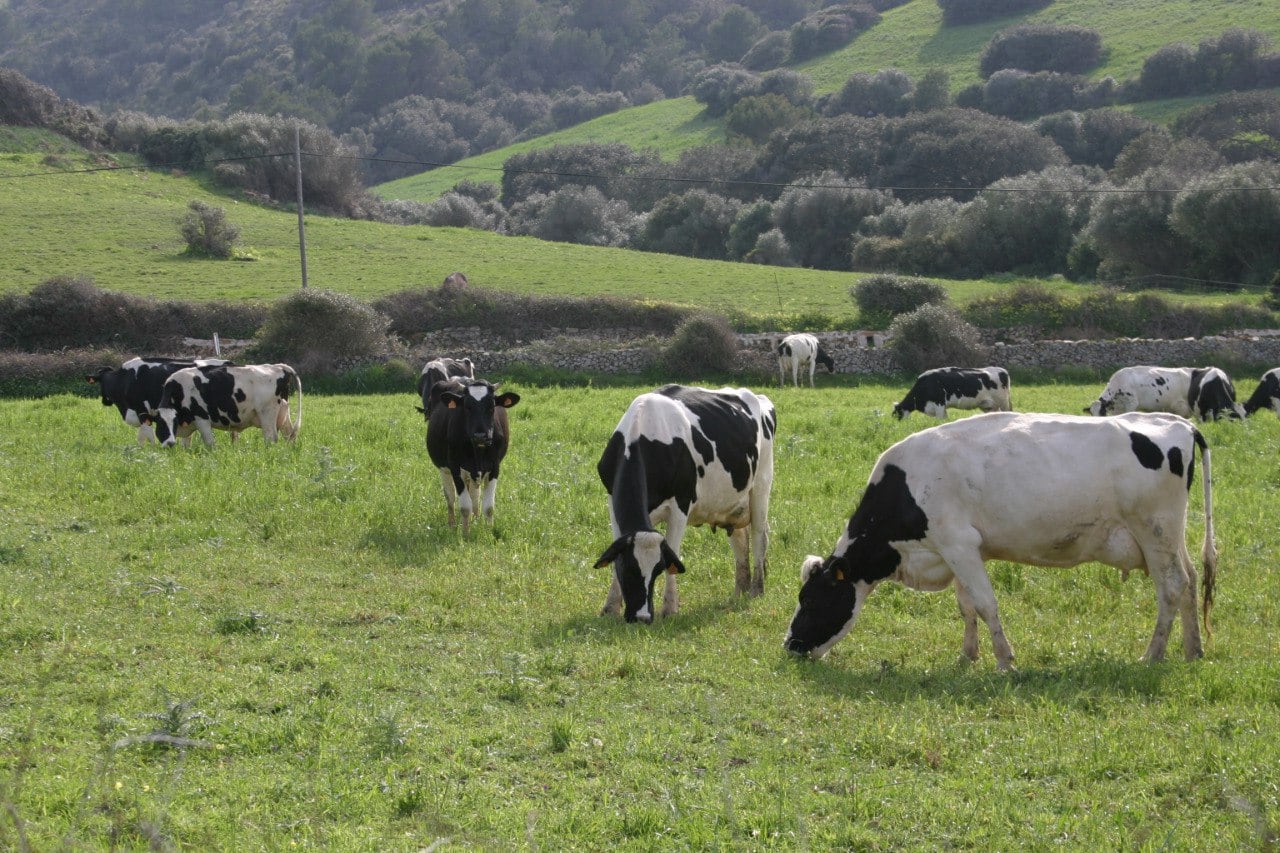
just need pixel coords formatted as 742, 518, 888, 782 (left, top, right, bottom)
1241, 368, 1280, 417
892, 366, 1011, 419
86, 357, 230, 443
777, 333, 836, 387
154, 363, 302, 448
415, 357, 475, 417
784, 412, 1216, 669
1086, 365, 1244, 420
593, 385, 776, 623
426, 378, 520, 534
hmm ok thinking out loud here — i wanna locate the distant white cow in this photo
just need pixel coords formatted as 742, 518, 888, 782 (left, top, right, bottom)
777, 334, 836, 387
785, 412, 1216, 670
155, 363, 302, 447
1086, 365, 1244, 421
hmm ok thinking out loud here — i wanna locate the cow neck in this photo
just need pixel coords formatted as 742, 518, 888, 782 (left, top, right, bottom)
609, 445, 656, 535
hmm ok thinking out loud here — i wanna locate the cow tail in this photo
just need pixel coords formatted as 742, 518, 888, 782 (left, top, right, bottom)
1195, 429, 1216, 639
286, 365, 303, 438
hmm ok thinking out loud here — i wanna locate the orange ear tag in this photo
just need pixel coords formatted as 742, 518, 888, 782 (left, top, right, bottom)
666, 564, 680, 575
834, 568, 845, 581
447, 400, 459, 409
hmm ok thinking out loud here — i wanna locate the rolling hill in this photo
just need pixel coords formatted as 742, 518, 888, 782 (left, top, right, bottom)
373, 0, 1280, 202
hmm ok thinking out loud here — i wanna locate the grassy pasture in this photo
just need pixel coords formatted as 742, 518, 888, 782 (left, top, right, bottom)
2, 379, 1278, 849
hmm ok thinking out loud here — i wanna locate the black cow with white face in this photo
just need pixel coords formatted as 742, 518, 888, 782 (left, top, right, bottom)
1241, 368, 1280, 417
426, 378, 520, 534
594, 385, 776, 623
892, 366, 1011, 419
415, 357, 475, 417
86, 356, 229, 443
785, 412, 1217, 670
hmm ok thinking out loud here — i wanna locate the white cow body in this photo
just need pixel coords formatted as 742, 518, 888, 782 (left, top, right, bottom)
1087, 365, 1244, 420
156, 363, 302, 447
785, 412, 1216, 669
777, 333, 835, 387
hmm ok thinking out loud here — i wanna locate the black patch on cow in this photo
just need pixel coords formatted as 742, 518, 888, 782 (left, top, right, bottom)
1155, 376, 1167, 385
1189, 369, 1241, 420
193, 368, 243, 427
777, 341, 793, 357
840, 463, 929, 584
653, 385, 760, 492
598, 432, 699, 522
1243, 370, 1280, 416
1129, 431, 1164, 471
1166, 446, 1184, 479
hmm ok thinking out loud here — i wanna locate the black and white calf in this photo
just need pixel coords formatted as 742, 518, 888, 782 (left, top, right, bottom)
1086, 365, 1245, 421
892, 366, 1011, 419
785, 412, 1216, 669
594, 385, 776, 623
1241, 368, 1280, 417
425, 378, 520, 534
87, 357, 229, 443
777, 333, 835, 387
415, 357, 475, 417
155, 363, 302, 447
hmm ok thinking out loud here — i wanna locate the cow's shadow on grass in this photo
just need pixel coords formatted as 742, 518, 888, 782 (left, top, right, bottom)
535, 594, 752, 648
359, 516, 496, 566
784, 651, 1180, 707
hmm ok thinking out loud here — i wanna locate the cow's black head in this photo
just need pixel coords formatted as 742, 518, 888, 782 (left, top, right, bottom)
594, 531, 686, 624
86, 367, 120, 407
784, 555, 860, 658
817, 346, 836, 373
440, 380, 519, 448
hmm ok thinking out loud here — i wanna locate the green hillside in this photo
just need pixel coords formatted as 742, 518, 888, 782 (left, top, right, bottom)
374, 0, 1280, 203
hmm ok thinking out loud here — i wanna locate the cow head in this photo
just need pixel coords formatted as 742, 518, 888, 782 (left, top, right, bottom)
440, 380, 519, 448
1085, 399, 1108, 417
86, 367, 122, 407
891, 402, 907, 420
784, 555, 861, 658
594, 531, 686, 623
817, 346, 836, 373
153, 380, 192, 448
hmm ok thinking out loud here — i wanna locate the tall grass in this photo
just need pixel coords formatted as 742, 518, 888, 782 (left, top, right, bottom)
1, 380, 1277, 848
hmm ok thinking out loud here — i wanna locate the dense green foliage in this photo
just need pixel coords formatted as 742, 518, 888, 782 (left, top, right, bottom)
2, 383, 1277, 848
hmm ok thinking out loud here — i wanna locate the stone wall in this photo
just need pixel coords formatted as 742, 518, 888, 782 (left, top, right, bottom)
413, 327, 1280, 378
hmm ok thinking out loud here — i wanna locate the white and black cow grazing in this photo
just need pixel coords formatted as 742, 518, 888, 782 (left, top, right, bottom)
593, 385, 776, 623
777, 333, 836, 387
1241, 368, 1280, 417
154, 363, 302, 448
86, 357, 230, 443
425, 378, 520, 534
415, 357, 475, 417
1086, 365, 1244, 420
785, 412, 1216, 670
892, 366, 1011, 420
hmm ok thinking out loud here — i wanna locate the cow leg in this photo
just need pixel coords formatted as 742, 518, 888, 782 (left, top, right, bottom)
943, 546, 1015, 670
458, 473, 481, 535
1177, 542, 1204, 661
480, 475, 499, 524
808, 362, 815, 388
729, 527, 751, 596
260, 411, 279, 444
777, 360, 785, 387
136, 423, 156, 444
748, 486, 771, 597
660, 514, 690, 617
196, 419, 215, 448
953, 582, 981, 663
437, 467, 458, 528
1140, 538, 1195, 663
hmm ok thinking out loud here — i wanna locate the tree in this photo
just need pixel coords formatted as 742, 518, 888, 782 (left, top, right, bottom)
707, 6, 765, 62
179, 200, 240, 259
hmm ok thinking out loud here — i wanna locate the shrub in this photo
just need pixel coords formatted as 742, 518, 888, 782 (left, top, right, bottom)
251, 289, 391, 374
888, 304, 988, 373
741, 31, 790, 71
773, 175, 891, 269
979, 24, 1103, 78
789, 5, 880, 62
636, 190, 742, 259
500, 143, 659, 207
727, 201, 775, 260
507, 186, 637, 247
1034, 109, 1156, 169
688, 64, 763, 117
419, 193, 501, 230
659, 314, 741, 377
179, 200, 241, 259
726, 94, 814, 144
852, 274, 948, 324
745, 228, 796, 266
823, 69, 914, 118
1170, 161, 1280, 286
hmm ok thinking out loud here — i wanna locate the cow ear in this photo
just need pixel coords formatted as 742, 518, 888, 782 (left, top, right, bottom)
593, 535, 632, 569
660, 542, 686, 574
497, 392, 520, 408
800, 555, 825, 583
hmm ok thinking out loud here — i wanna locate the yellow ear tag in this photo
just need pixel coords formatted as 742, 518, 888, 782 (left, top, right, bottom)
834, 568, 845, 581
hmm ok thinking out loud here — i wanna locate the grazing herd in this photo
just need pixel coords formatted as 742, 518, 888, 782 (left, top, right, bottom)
85, 345, 1276, 670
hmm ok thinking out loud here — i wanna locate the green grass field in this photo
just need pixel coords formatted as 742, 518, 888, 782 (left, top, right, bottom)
2, 380, 1278, 849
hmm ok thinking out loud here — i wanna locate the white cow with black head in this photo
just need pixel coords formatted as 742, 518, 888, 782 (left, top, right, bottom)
594, 385, 776, 623
785, 412, 1216, 670
777, 333, 835, 387
1086, 365, 1244, 420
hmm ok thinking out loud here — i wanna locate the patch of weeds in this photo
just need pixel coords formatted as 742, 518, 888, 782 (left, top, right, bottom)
0, 544, 25, 564
112, 695, 214, 752
549, 717, 574, 753
366, 708, 412, 758
215, 611, 271, 636
139, 576, 183, 597
488, 653, 541, 704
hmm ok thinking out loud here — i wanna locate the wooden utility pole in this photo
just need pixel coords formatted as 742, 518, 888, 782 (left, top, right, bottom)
295, 125, 309, 288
